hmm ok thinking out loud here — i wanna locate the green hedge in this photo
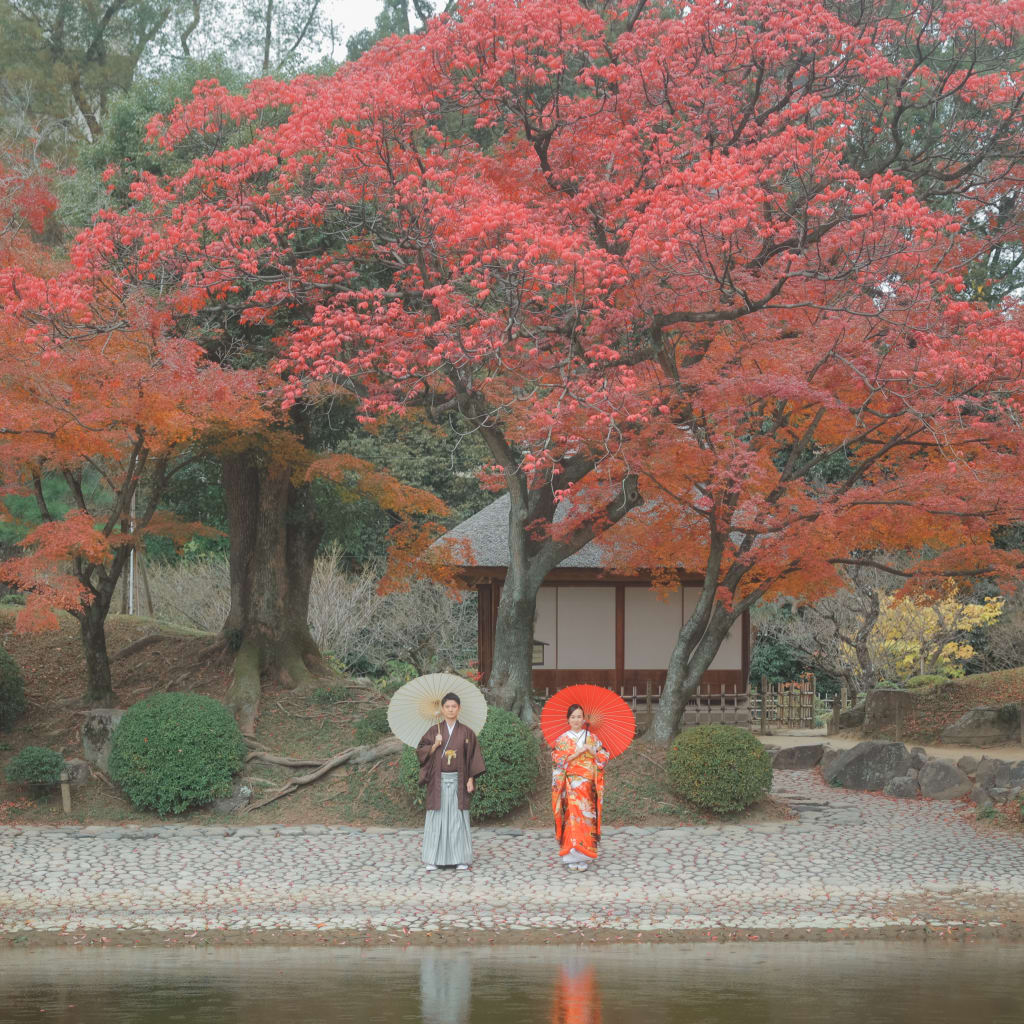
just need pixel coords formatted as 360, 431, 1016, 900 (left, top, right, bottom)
399, 706, 539, 821
0, 645, 27, 731
5, 745, 64, 785
667, 724, 773, 814
108, 693, 246, 815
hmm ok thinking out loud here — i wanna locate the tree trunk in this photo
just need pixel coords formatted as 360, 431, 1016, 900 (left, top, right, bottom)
488, 567, 547, 722
79, 596, 116, 705
221, 450, 326, 733
853, 591, 880, 691
649, 601, 738, 745
485, 471, 641, 722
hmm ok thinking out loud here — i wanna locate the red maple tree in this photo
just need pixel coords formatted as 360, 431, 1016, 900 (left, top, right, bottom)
68, 0, 1024, 724
0, 164, 267, 705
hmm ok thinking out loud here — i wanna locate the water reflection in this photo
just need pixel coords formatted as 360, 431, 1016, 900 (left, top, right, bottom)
1, 942, 1022, 1023
421, 951, 472, 1024
551, 961, 602, 1024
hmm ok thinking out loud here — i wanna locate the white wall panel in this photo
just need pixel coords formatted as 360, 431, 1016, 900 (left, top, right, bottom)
556, 587, 615, 669
533, 586, 557, 668
624, 586, 682, 670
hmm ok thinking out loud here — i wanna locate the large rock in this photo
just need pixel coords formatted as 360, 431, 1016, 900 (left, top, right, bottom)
863, 690, 916, 737
81, 708, 125, 773
883, 775, 920, 799
62, 758, 92, 785
838, 702, 866, 730
971, 786, 994, 810
957, 755, 980, 777
771, 744, 825, 770
1009, 762, 1024, 787
918, 759, 973, 800
211, 782, 252, 813
940, 704, 1021, 746
975, 758, 1011, 792
824, 741, 912, 791
909, 747, 928, 771
820, 748, 841, 778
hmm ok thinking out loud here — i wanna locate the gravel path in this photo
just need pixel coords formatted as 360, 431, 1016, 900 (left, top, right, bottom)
2, 772, 1022, 938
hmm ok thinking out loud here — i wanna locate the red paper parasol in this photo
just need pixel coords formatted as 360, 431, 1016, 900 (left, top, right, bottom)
540, 684, 635, 758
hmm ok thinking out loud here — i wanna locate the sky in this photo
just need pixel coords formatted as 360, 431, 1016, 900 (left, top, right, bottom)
324, 0, 386, 41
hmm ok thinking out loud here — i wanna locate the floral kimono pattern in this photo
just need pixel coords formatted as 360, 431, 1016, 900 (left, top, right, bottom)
551, 730, 610, 862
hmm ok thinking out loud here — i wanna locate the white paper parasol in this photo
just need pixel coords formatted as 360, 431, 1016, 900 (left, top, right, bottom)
387, 672, 488, 747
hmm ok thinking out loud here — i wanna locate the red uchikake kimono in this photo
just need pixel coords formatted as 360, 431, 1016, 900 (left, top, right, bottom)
551, 730, 610, 862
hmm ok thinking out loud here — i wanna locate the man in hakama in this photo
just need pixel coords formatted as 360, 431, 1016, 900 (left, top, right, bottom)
416, 692, 485, 871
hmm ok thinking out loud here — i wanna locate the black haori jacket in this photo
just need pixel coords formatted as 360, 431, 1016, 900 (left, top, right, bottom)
415, 721, 485, 811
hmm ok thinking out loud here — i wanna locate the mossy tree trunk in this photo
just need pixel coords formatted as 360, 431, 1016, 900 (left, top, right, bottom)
484, 455, 641, 723
221, 449, 325, 733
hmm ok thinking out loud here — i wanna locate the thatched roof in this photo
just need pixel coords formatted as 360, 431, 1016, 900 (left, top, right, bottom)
440, 493, 610, 569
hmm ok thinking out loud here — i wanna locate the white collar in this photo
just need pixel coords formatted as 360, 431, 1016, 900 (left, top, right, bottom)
445, 719, 458, 734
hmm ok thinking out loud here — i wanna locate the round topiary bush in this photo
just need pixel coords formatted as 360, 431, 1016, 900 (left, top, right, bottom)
355, 706, 390, 746
0, 644, 28, 731
398, 706, 540, 821
108, 693, 246, 815
5, 745, 64, 786
666, 724, 773, 814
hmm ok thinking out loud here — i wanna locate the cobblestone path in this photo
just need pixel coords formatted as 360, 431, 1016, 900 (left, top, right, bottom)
2, 772, 1022, 937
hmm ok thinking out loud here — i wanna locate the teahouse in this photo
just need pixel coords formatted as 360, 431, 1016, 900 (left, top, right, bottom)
441, 495, 751, 724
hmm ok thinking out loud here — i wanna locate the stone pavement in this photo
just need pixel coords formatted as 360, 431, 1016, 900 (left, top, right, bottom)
1, 771, 1022, 938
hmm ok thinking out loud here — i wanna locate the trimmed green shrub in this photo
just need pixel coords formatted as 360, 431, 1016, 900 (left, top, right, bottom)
667, 724, 773, 814
0, 645, 27, 731
399, 706, 540, 821
5, 746, 64, 786
904, 674, 947, 690
355, 706, 390, 746
108, 693, 245, 815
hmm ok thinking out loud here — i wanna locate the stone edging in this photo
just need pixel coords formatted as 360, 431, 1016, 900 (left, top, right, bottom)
767, 740, 1024, 807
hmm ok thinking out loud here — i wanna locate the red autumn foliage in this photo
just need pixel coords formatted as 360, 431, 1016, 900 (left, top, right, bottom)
0, 166, 267, 702
52, 0, 1024, 721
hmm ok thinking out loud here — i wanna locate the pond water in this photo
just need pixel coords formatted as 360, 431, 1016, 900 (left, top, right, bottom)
2, 942, 1022, 1023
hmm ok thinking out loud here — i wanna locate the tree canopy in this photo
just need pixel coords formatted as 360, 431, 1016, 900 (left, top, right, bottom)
7, 0, 1024, 728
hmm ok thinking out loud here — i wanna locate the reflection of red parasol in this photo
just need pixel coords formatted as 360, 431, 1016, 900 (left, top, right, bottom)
540, 684, 635, 758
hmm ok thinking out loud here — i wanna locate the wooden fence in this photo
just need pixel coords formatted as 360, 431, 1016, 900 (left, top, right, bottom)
751, 673, 817, 731
532, 679, 751, 727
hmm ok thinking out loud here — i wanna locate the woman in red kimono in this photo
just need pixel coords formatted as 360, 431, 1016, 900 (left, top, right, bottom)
551, 704, 610, 871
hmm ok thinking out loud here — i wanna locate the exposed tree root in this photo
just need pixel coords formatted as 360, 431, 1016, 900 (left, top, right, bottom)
244, 736, 403, 811
244, 751, 324, 768
111, 634, 176, 662
227, 638, 261, 735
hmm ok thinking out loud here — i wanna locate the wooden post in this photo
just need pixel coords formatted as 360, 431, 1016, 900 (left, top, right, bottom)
60, 771, 71, 814
759, 675, 768, 735
646, 678, 652, 717
137, 547, 155, 617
